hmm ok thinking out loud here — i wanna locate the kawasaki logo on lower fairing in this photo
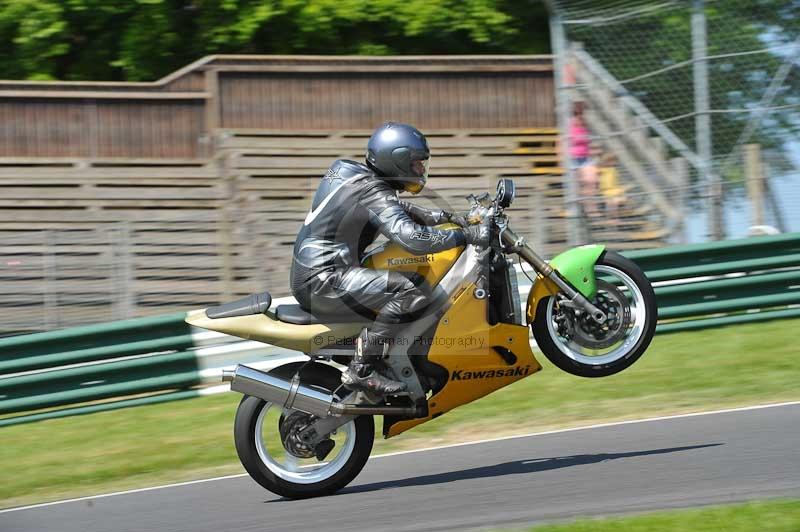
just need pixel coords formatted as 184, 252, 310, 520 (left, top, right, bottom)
451, 366, 531, 380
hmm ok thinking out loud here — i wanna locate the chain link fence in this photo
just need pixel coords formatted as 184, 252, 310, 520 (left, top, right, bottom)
549, 0, 800, 243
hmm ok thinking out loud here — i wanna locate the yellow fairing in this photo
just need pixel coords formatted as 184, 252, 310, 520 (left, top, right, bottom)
185, 309, 363, 353
386, 284, 542, 438
526, 275, 560, 324
363, 224, 463, 288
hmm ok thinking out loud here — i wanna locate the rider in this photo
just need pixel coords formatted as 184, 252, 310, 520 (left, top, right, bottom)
290, 122, 490, 395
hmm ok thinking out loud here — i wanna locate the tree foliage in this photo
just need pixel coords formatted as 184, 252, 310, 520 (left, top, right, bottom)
0, 0, 550, 81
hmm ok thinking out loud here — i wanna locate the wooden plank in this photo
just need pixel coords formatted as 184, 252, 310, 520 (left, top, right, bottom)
0, 90, 209, 100
0, 157, 211, 166
216, 146, 538, 157
218, 137, 525, 150
219, 127, 557, 136
235, 167, 496, 177
1, 186, 222, 200
0, 200, 221, 208
512, 147, 560, 155
0, 212, 222, 221
232, 154, 532, 169
218, 135, 556, 151
234, 174, 517, 189
0, 179, 223, 188
0, 244, 232, 254
0, 224, 218, 234
212, 64, 552, 74
87, 158, 212, 166
0, 167, 218, 179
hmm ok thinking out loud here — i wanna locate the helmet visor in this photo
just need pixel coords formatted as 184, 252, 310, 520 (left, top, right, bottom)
410, 157, 430, 179
405, 157, 429, 194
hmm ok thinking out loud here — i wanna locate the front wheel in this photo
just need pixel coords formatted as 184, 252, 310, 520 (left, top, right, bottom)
233, 362, 374, 499
532, 250, 657, 377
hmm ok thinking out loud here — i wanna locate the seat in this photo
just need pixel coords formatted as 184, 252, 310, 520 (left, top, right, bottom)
275, 304, 373, 325
206, 292, 272, 319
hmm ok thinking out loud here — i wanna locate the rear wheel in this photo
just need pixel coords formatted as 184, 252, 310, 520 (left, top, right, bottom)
233, 362, 374, 499
532, 250, 657, 377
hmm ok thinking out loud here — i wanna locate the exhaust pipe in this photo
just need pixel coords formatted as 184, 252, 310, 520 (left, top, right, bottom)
223, 364, 425, 419
223, 364, 335, 418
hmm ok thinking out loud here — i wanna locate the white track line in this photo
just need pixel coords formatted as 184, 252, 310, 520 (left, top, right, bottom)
2, 399, 799, 514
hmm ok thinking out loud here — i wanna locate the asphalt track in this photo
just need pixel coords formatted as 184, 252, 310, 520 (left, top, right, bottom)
4, 403, 800, 532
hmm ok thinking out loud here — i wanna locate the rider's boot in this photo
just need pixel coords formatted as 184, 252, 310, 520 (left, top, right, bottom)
341, 328, 407, 395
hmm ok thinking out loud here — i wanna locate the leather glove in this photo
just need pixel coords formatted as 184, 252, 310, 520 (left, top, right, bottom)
443, 210, 470, 228
463, 224, 492, 247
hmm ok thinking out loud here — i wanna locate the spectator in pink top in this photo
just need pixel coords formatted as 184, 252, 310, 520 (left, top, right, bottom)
569, 101, 599, 215
570, 104, 591, 162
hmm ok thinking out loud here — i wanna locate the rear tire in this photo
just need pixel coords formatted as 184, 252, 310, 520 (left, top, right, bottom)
233, 362, 374, 499
532, 250, 657, 377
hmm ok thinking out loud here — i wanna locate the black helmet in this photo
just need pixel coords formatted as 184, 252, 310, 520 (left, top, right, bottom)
366, 122, 430, 194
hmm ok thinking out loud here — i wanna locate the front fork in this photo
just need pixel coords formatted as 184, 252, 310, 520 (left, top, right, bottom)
500, 226, 607, 324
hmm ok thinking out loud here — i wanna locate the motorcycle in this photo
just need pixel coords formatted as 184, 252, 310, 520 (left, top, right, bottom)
186, 178, 657, 499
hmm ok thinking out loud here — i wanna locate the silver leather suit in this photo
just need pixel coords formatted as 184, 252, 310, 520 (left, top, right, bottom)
290, 159, 465, 340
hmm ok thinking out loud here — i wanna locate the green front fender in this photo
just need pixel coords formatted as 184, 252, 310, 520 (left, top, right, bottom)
549, 244, 606, 299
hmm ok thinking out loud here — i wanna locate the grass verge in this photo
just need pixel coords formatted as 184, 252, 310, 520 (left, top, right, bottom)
513, 499, 800, 531
1, 318, 799, 508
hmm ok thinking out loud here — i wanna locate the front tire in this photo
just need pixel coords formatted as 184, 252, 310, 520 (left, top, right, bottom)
233, 362, 374, 499
532, 250, 657, 377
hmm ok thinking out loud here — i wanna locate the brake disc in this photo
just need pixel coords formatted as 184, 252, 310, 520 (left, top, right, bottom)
278, 411, 316, 459
570, 279, 632, 350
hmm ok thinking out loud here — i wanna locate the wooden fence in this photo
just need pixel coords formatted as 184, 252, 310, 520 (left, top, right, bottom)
0, 55, 554, 159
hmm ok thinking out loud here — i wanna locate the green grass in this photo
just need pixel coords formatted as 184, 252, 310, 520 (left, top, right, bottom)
512, 499, 800, 531
1, 318, 799, 508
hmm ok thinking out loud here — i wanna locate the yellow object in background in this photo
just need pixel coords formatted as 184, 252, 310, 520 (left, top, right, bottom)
599, 166, 624, 198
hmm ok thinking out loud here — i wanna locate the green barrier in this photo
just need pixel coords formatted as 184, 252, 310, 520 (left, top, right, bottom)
624, 232, 800, 272
0, 333, 195, 375
655, 270, 800, 305
657, 307, 800, 334
1, 350, 198, 391
0, 350, 201, 414
0, 311, 200, 422
644, 253, 800, 282
659, 292, 800, 320
0, 372, 201, 415
623, 234, 800, 333
0, 312, 190, 374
